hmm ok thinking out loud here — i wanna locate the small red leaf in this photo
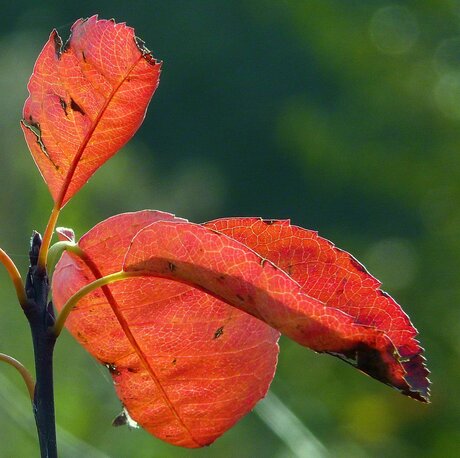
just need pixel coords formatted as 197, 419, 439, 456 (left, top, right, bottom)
56, 227, 75, 243
204, 218, 430, 401
52, 212, 279, 448
21, 16, 161, 207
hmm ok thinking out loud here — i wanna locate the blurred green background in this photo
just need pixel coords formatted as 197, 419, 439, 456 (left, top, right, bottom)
0, 1, 458, 457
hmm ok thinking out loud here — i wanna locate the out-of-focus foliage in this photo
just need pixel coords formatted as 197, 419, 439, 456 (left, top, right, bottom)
0, 1, 457, 457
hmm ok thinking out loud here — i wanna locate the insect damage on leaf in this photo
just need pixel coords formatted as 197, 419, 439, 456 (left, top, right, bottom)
70, 98, 85, 116
52, 29, 64, 58
22, 15, 162, 207
213, 326, 224, 339
134, 35, 160, 66
20, 120, 59, 170
104, 362, 120, 376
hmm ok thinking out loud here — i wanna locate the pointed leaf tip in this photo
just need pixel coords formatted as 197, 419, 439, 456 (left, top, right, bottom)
56, 227, 75, 243
22, 17, 161, 207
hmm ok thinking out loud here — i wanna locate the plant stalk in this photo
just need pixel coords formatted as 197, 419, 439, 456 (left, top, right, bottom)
54, 270, 131, 337
0, 353, 35, 401
0, 247, 27, 306
38, 204, 60, 273
24, 232, 58, 458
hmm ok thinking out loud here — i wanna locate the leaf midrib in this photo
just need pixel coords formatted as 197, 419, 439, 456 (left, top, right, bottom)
56, 45, 144, 207
75, 250, 202, 447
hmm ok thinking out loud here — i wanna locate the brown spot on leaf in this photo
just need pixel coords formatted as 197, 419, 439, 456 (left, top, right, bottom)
70, 98, 85, 116
76, 331, 87, 344
134, 36, 161, 67
53, 30, 63, 58
105, 363, 120, 376
213, 326, 224, 339
59, 97, 68, 116
334, 278, 347, 296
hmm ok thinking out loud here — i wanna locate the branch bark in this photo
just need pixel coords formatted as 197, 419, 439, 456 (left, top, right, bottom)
24, 232, 58, 458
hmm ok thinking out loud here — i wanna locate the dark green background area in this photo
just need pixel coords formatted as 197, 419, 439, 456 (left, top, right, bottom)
0, 1, 458, 457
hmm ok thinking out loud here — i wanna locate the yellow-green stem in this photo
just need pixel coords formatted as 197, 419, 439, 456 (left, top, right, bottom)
0, 353, 35, 402
37, 204, 61, 272
53, 270, 145, 337
47, 242, 83, 277
0, 248, 27, 307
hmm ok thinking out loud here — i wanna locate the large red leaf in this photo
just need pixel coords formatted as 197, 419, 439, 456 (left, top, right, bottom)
52, 211, 430, 448
52, 211, 280, 448
125, 218, 429, 402
204, 218, 430, 401
21, 16, 161, 207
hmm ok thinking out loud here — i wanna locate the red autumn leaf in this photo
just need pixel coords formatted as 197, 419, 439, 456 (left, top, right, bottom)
52, 211, 429, 448
52, 211, 280, 448
21, 16, 161, 208
204, 218, 430, 401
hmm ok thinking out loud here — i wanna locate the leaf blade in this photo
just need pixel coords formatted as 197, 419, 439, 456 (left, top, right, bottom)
52, 212, 279, 448
22, 16, 161, 207
53, 212, 430, 448
204, 217, 430, 401
125, 219, 429, 402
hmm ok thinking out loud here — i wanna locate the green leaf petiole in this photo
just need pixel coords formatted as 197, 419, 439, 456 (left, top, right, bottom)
53, 270, 146, 337
0, 352, 35, 402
